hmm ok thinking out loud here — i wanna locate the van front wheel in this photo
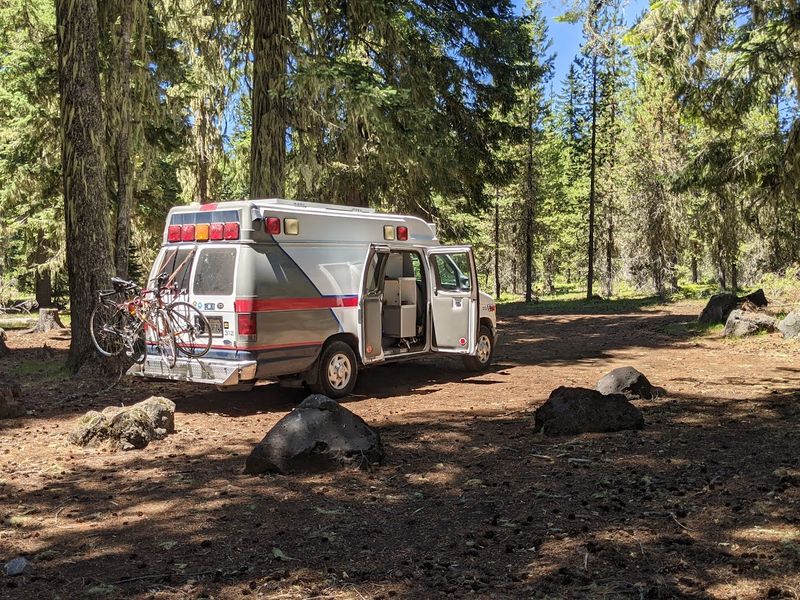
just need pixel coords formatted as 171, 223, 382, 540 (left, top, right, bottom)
463, 325, 494, 372
312, 341, 358, 399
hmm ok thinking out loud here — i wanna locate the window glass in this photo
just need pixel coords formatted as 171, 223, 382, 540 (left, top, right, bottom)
433, 253, 471, 292
364, 253, 387, 295
170, 210, 240, 226
193, 248, 237, 295
410, 253, 423, 282
157, 248, 194, 291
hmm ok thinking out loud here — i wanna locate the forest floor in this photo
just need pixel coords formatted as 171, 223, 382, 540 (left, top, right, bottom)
1, 298, 800, 599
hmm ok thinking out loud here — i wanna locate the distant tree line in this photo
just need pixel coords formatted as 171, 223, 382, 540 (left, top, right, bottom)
0, 0, 797, 368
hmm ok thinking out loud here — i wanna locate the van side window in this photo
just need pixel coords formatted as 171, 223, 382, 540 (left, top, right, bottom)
193, 248, 237, 295
432, 253, 472, 292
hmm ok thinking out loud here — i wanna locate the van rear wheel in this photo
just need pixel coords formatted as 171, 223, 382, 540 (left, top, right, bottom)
463, 325, 494, 372
312, 341, 358, 399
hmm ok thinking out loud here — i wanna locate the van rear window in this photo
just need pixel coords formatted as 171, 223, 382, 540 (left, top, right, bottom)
193, 248, 237, 296
157, 249, 193, 291
170, 210, 240, 225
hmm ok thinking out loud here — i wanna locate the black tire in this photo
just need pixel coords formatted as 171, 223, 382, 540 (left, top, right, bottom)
311, 341, 358, 399
167, 301, 212, 358
463, 325, 494, 372
90, 301, 126, 357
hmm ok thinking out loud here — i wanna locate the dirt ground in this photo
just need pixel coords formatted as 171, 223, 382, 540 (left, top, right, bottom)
1, 299, 799, 599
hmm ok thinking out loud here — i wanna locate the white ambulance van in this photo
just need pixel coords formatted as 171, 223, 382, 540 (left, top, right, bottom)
128, 199, 497, 398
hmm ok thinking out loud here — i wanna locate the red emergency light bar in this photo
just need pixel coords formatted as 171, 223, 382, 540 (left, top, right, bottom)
167, 221, 239, 242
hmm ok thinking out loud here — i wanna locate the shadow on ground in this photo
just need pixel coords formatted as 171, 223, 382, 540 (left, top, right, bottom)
2, 387, 799, 599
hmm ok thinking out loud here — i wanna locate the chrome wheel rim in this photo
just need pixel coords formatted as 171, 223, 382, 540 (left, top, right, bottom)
327, 353, 352, 390
476, 334, 492, 363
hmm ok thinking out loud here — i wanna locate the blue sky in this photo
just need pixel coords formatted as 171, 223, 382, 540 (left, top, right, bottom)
516, 0, 651, 89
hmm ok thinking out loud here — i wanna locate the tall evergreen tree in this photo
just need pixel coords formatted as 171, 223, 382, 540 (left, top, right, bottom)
55, 0, 115, 370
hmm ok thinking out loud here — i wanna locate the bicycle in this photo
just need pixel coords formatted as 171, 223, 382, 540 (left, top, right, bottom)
90, 267, 212, 366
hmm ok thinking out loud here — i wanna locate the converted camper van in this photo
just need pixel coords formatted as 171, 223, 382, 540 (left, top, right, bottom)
128, 199, 497, 398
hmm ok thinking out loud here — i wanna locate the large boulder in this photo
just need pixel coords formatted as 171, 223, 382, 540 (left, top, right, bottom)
699, 289, 769, 325
778, 310, 800, 340
69, 396, 175, 450
596, 367, 661, 400
723, 309, 777, 337
0, 377, 24, 419
533, 387, 644, 436
0, 328, 9, 357
245, 395, 384, 474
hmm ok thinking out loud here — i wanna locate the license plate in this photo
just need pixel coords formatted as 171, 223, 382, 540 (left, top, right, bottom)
204, 316, 223, 337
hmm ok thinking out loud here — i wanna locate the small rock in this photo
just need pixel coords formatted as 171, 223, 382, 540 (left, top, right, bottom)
533, 387, 644, 436
0, 377, 24, 419
109, 407, 155, 450
245, 394, 384, 474
723, 309, 776, 337
68, 411, 110, 447
4, 557, 28, 577
596, 367, 662, 400
778, 309, 800, 339
133, 396, 175, 438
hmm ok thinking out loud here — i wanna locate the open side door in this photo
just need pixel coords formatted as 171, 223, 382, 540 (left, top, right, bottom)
360, 244, 390, 364
425, 246, 478, 354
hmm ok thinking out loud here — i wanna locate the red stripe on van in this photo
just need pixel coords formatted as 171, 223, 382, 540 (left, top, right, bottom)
234, 296, 358, 312
199, 203, 218, 211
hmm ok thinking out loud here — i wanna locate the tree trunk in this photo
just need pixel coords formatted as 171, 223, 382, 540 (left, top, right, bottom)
691, 255, 698, 284
196, 98, 210, 204
494, 198, 500, 300
56, 0, 115, 371
26, 308, 65, 334
0, 329, 8, 358
525, 85, 534, 304
113, 0, 134, 279
250, 0, 288, 199
587, 52, 598, 300
33, 229, 52, 308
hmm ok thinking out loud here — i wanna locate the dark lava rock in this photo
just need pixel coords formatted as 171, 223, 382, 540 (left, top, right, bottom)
534, 387, 644, 436
699, 289, 769, 325
778, 310, 800, 340
245, 394, 384, 474
596, 367, 662, 399
723, 309, 777, 337
698, 293, 739, 325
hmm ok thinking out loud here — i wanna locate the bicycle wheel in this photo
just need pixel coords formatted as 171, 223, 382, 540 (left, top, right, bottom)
124, 323, 147, 364
167, 301, 212, 358
90, 300, 126, 357
155, 310, 177, 368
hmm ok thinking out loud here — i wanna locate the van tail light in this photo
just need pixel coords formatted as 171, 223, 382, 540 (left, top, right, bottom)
209, 223, 224, 240
223, 222, 240, 240
167, 225, 181, 242
237, 313, 257, 340
181, 224, 195, 241
396, 226, 408, 241
266, 217, 281, 235
195, 223, 209, 241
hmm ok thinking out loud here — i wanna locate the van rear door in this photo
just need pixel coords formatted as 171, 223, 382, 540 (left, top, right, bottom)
425, 246, 478, 354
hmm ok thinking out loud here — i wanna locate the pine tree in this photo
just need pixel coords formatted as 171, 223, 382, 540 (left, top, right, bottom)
55, 0, 115, 370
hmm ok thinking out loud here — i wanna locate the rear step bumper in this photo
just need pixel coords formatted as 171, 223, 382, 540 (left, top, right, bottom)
127, 355, 257, 386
